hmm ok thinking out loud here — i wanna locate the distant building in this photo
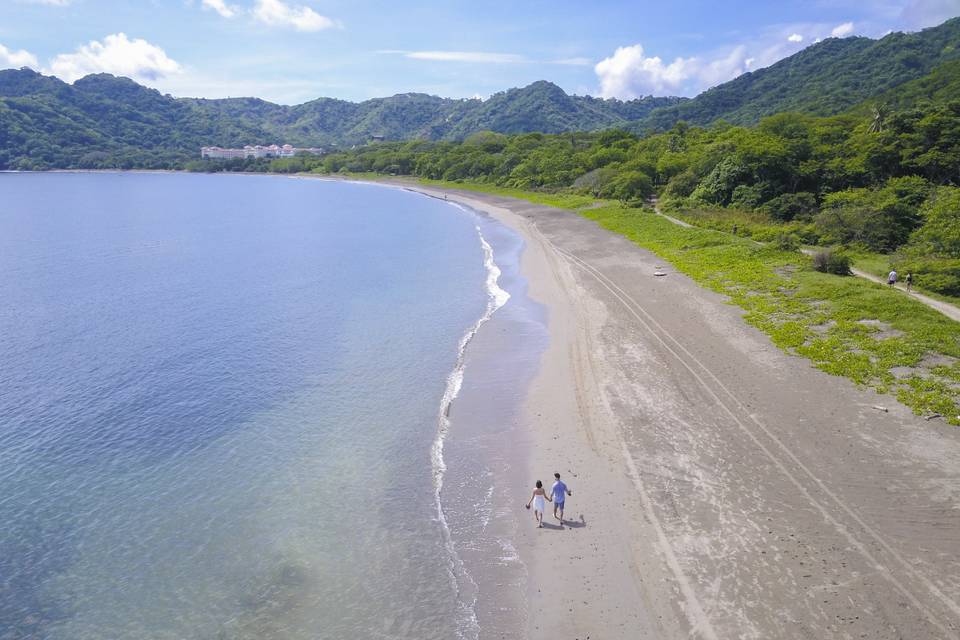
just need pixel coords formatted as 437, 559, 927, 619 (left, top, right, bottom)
201, 144, 325, 159
200, 147, 246, 159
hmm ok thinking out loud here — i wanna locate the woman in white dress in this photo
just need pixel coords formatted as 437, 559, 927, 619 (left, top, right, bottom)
525, 480, 552, 528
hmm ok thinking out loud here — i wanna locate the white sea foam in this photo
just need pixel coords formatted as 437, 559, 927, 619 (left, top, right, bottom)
431, 209, 510, 640
478, 481, 496, 532
497, 538, 521, 565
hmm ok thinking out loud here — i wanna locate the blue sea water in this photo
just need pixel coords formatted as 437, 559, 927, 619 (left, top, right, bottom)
0, 173, 519, 639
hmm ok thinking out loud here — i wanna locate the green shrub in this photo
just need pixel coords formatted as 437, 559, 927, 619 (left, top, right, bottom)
910, 186, 960, 258
663, 169, 699, 198
774, 232, 802, 252
599, 170, 653, 202
812, 249, 852, 275
730, 183, 770, 209
764, 192, 818, 221
893, 256, 960, 296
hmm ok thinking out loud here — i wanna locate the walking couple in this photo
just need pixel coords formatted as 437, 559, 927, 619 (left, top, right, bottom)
525, 473, 572, 528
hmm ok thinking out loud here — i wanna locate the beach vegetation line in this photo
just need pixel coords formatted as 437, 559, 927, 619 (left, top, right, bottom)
424, 181, 960, 425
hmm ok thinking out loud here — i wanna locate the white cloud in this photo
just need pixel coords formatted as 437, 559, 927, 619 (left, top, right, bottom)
0, 43, 39, 68
899, 0, 960, 28
595, 44, 698, 98
47, 33, 181, 83
595, 43, 756, 98
698, 45, 750, 86
21, 0, 73, 5
201, 0, 237, 18
593, 13, 936, 99
595, 30, 820, 98
404, 50, 526, 63
252, 0, 337, 31
831, 21, 855, 37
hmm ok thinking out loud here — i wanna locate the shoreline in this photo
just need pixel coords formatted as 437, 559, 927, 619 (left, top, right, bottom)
429, 203, 515, 639
397, 182, 689, 639
390, 179, 960, 639
9, 171, 958, 638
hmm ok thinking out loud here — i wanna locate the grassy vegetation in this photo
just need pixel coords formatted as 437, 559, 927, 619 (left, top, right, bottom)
662, 202, 819, 243
658, 201, 960, 306
844, 249, 960, 306
848, 250, 893, 279
424, 180, 960, 425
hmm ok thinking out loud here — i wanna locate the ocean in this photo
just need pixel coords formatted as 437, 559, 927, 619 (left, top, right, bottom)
0, 173, 547, 639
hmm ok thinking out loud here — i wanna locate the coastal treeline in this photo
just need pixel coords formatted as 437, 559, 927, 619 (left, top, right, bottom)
272, 90, 960, 296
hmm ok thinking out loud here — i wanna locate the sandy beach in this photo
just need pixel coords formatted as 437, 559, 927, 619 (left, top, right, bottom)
398, 181, 960, 640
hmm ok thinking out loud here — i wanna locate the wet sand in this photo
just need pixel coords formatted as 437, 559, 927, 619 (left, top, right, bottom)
398, 181, 960, 640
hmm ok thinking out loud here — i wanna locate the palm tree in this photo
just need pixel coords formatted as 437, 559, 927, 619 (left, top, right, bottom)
869, 103, 889, 133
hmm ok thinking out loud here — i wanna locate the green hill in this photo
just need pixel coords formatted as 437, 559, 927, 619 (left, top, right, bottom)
3, 15, 960, 169
636, 17, 960, 131
854, 58, 960, 114
0, 71, 679, 169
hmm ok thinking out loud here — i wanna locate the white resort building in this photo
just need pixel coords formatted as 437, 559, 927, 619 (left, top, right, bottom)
201, 144, 324, 159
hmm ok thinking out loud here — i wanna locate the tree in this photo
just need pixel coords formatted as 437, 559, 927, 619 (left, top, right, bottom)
763, 192, 818, 221
911, 186, 960, 257
869, 103, 889, 133
600, 171, 653, 202
815, 177, 928, 251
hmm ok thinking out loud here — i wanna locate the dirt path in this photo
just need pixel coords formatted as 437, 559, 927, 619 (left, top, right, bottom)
848, 265, 960, 322
648, 201, 693, 228
649, 199, 960, 323
407, 183, 960, 639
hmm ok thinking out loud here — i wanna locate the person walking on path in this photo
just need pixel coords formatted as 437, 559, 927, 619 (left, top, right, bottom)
888, 269, 898, 286
526, 480, 551, 528
905, 272, 913, 291
551, 473, 572, 526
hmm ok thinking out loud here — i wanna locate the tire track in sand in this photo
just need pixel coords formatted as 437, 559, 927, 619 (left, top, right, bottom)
546, 240, 960, 639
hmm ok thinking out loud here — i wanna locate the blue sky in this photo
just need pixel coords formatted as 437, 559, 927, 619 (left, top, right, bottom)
1, 0, 958, 104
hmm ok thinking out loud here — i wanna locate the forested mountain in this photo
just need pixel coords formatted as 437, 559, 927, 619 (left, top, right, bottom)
437, 81, 678, 138
636, 17, 960, 131
0, 71, 276, 168
0, 70, 678, 169
862, 58, 960, 112
2, 16, 960, 169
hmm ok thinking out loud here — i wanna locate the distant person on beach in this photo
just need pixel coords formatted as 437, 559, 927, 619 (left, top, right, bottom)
906, 272, 913, 291
551, 473, 572, 525
526, 480, 551, 528
888, 269, 898, 286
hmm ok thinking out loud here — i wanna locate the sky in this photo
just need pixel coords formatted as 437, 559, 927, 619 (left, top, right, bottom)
1, 0, 959, 104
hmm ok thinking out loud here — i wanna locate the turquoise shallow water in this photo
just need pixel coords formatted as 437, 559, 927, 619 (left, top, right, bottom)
0, 173, 521, 639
